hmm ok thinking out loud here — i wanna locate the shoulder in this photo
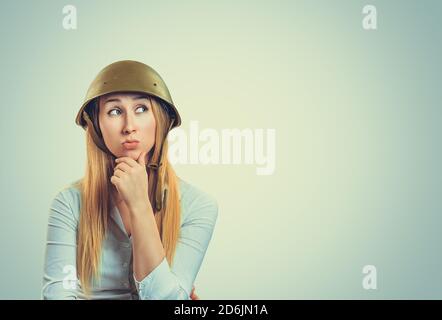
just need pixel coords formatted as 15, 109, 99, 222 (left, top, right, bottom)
178, 177, 219, 224
49, 179, 82, 224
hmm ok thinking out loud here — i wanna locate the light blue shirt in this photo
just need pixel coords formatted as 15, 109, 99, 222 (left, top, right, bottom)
42, 178, 218, 300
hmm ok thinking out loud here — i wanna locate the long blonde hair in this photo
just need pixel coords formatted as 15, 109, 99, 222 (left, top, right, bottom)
74, 96, 181, 297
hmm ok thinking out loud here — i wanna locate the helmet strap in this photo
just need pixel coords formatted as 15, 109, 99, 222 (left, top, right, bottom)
82, 110, 113, 155
148, 118, 175, 212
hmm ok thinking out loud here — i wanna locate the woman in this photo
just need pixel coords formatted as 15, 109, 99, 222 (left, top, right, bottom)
42, 60, 218, 300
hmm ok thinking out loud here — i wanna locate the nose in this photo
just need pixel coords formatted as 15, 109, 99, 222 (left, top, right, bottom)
122, 112, 137, 135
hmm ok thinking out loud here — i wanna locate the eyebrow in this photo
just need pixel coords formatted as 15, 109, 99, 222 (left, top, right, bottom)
103, 95, 149, 105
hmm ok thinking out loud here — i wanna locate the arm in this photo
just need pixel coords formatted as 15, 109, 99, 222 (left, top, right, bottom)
130, 202, 166, 286
42, 189, 79, 300
131, 195, 218, 300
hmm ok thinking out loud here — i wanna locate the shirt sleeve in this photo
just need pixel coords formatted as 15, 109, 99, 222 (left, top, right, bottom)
133, 193, 219, 300
42, 189, 79, 300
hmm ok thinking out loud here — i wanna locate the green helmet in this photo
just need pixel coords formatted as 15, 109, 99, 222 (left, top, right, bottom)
75, 60, 180, 211
76, 60, 181, 130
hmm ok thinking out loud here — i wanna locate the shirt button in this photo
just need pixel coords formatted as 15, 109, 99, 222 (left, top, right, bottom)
122, 243, 130, 248
123, 262, 128, 268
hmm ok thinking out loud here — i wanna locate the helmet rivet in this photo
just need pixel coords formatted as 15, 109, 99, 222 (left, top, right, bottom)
153, 83, 157, 86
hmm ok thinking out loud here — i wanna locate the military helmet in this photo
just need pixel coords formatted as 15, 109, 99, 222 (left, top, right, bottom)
76, 60, 181, 130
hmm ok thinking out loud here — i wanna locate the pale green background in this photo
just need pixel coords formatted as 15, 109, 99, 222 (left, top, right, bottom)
0, 0, 441, 299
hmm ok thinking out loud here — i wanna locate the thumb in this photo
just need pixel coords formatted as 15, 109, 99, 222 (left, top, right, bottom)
137, 150, 148, 166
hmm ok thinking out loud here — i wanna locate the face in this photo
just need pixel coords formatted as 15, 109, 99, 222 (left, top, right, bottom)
98, 92, 156, 161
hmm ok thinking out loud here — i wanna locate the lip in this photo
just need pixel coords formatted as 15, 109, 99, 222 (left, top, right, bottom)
122, 141, 140, 150
122, 139, 140, 144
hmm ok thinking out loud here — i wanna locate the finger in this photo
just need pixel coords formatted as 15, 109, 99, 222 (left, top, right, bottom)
110, 175, 120, 185
115, 157, 138, 168
113, 168, 125, 178
137, 150, 148, 166
114, 162, 132, 173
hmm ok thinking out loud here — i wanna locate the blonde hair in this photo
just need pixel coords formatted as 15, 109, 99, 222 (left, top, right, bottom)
74, 96, 181, 297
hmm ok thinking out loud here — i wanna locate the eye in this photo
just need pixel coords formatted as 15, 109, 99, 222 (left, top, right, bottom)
108, 108, 121, 116
135, 105, 148, 113
107, 105, 148, 116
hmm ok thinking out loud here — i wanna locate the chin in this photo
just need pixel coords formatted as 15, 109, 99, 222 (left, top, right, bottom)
119, 148, 137, 156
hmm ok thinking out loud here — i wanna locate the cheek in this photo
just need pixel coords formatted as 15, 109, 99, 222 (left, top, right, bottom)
98, 118, 122, 150
141, 117, 156, 144
99, 120, 117, 141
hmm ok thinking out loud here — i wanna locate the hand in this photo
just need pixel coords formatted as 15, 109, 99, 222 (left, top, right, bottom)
110, 150, 150, 211
190, 285, 200, 300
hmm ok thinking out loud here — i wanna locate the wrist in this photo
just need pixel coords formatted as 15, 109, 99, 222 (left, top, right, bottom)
128, 200, 153, 217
